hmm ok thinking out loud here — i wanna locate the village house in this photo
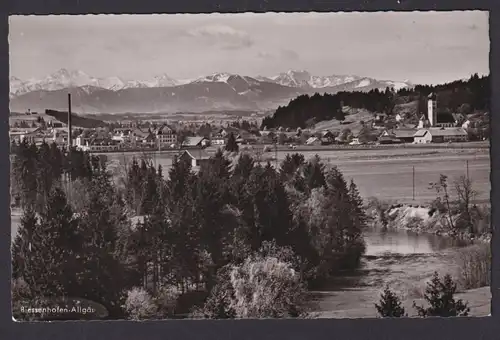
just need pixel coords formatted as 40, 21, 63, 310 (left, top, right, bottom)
378, 128, 416, 144
47, 121, 65, 128
218, 127, 240, 137
182, 136, 210, 148
235, 131, 258, 145
155, 124, 177, 146
51, 128, 69, 146
306, 136, 322, 146
112, 128, 133, 143
9, 127, 49, 145
79, 138, 123, 152
413, 127, 468, 144
211, 134, 226, 146
320, 130, 336, 143
178, 149, 211, 168
372, 113, 387, 128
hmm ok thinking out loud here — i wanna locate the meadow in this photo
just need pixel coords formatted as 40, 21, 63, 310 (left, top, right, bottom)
10, 146, 490, 242
105, 146, 491, 205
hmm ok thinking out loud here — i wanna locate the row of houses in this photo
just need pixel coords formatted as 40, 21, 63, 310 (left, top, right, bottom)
9, 123, 258, 153
304, 127, 469, 146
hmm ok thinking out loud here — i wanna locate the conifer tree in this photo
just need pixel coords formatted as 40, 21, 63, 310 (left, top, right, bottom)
225, 132, 239, 153
78, 174, 129, 318
49, 142, 63, 181
12, 207, 38, 281
13, 141, 38, 209
302, 155, 326, 192
413, 272, 470, 317
280, 153, 305, 182
35, 142, 53, 213
375, 286, 406, 317
15, 187, 80, 298
232, 153, 255, 179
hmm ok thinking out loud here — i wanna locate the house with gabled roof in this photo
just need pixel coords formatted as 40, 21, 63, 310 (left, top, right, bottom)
379, 128, 417, 144
413, 127, 468, 144
178, 149, 211, 167
182, 136, 210, 148
155, 124, 177, 146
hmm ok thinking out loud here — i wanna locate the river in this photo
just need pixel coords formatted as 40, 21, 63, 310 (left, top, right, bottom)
310, 228, 480, 318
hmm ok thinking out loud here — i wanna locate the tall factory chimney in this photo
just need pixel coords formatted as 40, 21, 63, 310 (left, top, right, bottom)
68, 93, 73, 151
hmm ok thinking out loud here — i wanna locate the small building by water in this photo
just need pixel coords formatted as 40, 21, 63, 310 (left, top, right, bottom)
179, 149, 211, 168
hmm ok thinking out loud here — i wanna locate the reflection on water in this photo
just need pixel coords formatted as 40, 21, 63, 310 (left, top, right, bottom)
364, 229, 469, 256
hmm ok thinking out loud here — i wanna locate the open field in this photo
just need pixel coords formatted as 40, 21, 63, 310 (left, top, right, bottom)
11, 146, 490, 239
103, 146, 490, 205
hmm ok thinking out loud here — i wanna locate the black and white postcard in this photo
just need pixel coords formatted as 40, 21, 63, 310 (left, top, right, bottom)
9, 11, 491, 321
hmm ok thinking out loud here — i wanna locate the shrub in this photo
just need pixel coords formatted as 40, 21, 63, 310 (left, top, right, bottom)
405, 216, 424, 230
199, 246, 309, 319
455, 243, 491, 290
156, 286, 181, 317
229, 255, 307, 318
123, 287, 158, 320
194, 265, 236, 319
413, 272, 470, 317
375, 286, 406, 317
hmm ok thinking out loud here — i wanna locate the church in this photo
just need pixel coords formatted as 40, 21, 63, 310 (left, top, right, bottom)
417, 93, 461, 129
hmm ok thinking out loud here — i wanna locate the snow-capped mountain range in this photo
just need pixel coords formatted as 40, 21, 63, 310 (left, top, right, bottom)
9, 69, 413, 114
9, 69, 189, 97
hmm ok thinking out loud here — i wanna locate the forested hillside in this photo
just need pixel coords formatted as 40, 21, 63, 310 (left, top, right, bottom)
262, 74, 489, 130
45, 109, 108, 128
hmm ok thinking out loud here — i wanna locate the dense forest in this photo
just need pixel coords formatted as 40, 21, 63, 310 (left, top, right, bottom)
262, 74, 490, 129
11, 141, 367, 320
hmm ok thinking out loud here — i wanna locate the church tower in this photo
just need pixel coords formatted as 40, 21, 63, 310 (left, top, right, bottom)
427, 93, 437, 127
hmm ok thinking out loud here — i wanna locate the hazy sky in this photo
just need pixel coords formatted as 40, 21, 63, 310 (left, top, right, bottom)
9, 11, 489, 85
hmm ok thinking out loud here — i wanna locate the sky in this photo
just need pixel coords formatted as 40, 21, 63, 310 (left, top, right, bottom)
9, 11, 489, 85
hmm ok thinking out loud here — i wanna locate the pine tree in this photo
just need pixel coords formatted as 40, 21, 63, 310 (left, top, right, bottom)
232, 153, 255, 178
302, 155, 326, 192
280, 153, 305, 182
12, 207, 38, 281
413, 272, 470, 317
49, 142, 63, 181
35, 142, 53, 213
225, 133, 239, 153
375, 286, 406, 317
16, 187, 80, 299
77, 175, 129, 318
14, 141, 38, 209
140, 164, 159, 215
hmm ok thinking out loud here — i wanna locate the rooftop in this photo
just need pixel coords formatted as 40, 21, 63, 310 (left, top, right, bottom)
183, 136, 206, 146
181, 149, 211, 160
414, 127, 468, 137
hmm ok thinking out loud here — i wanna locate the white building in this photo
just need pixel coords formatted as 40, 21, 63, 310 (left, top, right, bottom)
413, 127, 468, 144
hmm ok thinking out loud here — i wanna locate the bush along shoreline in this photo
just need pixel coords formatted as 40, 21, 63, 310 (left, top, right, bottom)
365, 174, 491, 243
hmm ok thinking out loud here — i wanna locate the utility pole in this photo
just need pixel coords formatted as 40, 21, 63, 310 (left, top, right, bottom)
67, 93, 72, 204
275, 142, 278, 169
412, 166, 415, 201
466, 160, 469, 180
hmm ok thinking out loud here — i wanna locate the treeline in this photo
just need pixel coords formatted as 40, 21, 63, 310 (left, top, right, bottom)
11, 142, 367, 320
262, 74, 490, 129
45, 109, 107, 128
10, 141, 103, 211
